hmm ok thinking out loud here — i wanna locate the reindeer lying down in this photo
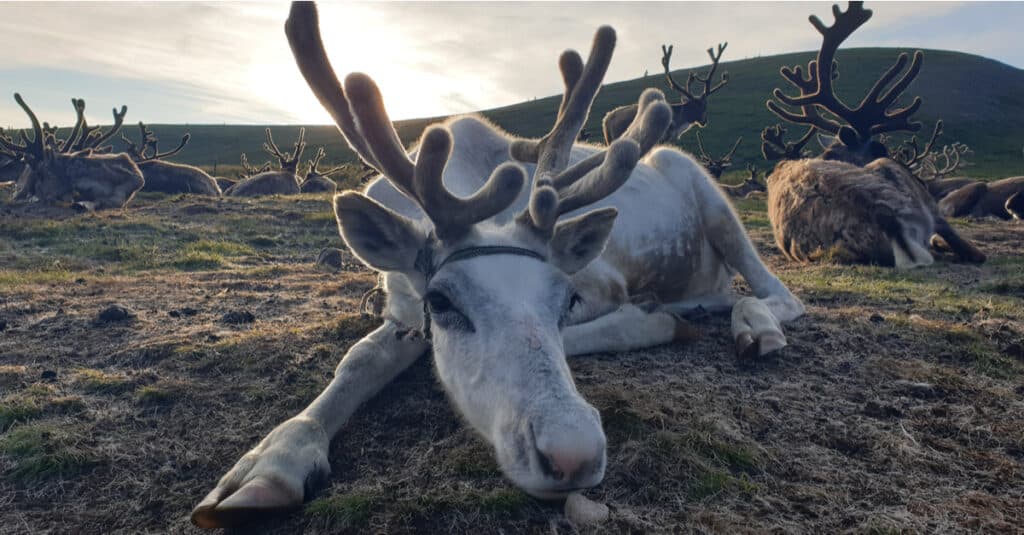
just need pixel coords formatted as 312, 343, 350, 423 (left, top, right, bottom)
191, 3, 804, 527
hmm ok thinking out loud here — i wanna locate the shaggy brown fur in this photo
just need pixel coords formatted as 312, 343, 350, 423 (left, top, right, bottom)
138, 160, 221, 196
16, 152, 144, 209
937, 176, 1024, 220
767, 158, 983, 266
224, 171, 300, 197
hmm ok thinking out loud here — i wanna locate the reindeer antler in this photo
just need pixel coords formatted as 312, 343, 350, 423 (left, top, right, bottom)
695, 131, 742, 177
510, 29, 672, 238
891, 120, 942, 170
306, 146, 345, 178
121, 121, 190, 162
917, 142, 970, 180
66, 101, 128, 152
767, 1, 923, 147
761, 123, 814, 161
239, 152, 273, 178
662, 42, 730, 103
263, 128, 306, 174
0, 94, 46, 161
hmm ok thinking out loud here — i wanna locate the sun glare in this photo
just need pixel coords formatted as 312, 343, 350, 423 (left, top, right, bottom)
243, 2, 457, 125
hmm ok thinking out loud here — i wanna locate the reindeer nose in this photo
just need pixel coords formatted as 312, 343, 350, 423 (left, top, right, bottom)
535, 440, 603, 484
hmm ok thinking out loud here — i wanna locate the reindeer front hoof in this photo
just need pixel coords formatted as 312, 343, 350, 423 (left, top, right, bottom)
191, 476, 303, 529
735, 331, 787, 360
669, 312, 700, 343
735, 332, 759, 360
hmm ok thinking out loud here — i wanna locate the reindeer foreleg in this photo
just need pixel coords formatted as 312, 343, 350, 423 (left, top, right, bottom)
190, 320, 429, 528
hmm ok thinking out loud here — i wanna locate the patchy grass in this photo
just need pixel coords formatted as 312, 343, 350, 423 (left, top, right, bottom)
304, 491, 381, 529
0, 384, 87, 431
72, 369, 136, 395
0, 424, 101, 484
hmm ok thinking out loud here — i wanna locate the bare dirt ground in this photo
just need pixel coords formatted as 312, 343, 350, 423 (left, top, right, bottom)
1, 188, 1022, 534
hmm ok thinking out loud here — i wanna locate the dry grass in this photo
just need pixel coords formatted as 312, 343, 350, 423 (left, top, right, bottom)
0, 191, 1022, 533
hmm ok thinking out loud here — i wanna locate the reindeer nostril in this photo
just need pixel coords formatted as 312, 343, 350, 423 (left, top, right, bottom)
535, 447, 564, 480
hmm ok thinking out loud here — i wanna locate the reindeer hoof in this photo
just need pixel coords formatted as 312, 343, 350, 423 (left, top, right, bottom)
191, 476, 301, 529
670, 312, 700, 342
736, 331, 787, 360
735, 332, 759, 360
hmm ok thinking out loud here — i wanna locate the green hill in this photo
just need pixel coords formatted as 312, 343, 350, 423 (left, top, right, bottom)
133, 47, 1024, 180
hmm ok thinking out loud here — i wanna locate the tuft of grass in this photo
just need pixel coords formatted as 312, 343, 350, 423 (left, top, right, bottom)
0, 269, 76, 287
304, 491, 381, 529
0, 424, 101, 483
168, 250, 226, 271
134, 384, 180, 406
186, 239, 255, 257
0, 384, 87, 431
0, 365, 27, 388
73, 369, 135, 395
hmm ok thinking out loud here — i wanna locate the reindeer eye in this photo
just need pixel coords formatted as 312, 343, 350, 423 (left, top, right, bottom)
425, 291, 453, 314
425, 290, 474, 333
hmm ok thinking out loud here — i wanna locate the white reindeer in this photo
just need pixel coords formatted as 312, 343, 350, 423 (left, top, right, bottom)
191, 3, 804, 528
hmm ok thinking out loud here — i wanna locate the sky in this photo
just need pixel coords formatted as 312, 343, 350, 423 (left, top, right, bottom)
1, 1, 1022, 129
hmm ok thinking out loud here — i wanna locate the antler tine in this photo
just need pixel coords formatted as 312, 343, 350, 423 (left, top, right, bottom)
145, 133, 190, 161
695, 130, 711, 163
290, 127, 307, 164
723, 136, 742, 162
693, 42, 729, 97
510, 25, 617, 177
120, 132, 142, 159
12, 93, 44, 160
414, 126, 526, 241
0, 128, 25, 154
61, 98, 87, 153
761, 123, 815, 161
285, 2, 383, 173
83, 105, 128, 150
263, 128, 287, 162
342, 73, 416, 197
308, 146, 326, 174
554, 90, 669, 193
345, 72, 525, 242
661, 44, 693, 98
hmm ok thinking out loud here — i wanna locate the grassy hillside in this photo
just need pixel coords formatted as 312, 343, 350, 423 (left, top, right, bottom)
117, 47, 1024, 179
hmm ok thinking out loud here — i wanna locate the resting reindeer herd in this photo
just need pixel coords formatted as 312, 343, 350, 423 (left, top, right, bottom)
0, 0, 1020, 528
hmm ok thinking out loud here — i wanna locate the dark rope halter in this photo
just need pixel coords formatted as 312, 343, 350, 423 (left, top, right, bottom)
419, 245, 547, 339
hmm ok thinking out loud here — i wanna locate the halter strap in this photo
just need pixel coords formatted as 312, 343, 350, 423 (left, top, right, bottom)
421, 245, 547, 339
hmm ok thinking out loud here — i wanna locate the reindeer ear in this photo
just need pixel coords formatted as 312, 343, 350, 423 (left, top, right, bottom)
549, 207, 618, 274
816, 133, 835, 150
334, 192, 427, 273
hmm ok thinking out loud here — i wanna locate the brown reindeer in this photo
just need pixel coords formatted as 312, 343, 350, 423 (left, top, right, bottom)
299, 147, 342, 193
938, 176, 1024, 220
603, 42, 729, 144
225, 128, 305, 197
122, 122, 221, 196
891, 121, 1024, 219
721, 164, 767, 199
763, 1, 983, 268
1, 94, 142, 210
694, 131, 741, 179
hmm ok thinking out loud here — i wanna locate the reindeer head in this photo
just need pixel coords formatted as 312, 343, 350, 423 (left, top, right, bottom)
694, 131, 741, 179
286, 2, 671, 498
660, 42, 729, 139
1, 94, 141, 209
766, 1, 925, 167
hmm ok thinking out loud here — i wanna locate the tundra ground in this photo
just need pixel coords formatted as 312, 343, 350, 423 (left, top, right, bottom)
1, 183, 1022, 534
